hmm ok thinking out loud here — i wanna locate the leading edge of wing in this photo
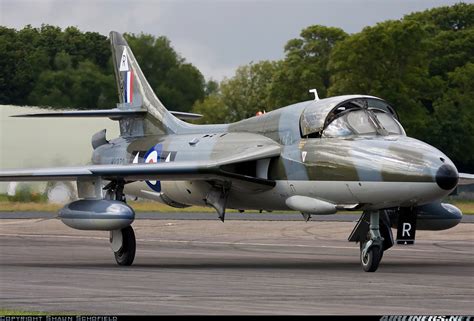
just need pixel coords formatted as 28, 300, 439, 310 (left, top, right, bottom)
0, 145, 280, 187
0, 162, 209, 182
458, 173, 474, 186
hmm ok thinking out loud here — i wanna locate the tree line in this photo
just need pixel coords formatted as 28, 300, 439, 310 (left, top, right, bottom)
0, 3, 472, 171
0, 25, 206, 112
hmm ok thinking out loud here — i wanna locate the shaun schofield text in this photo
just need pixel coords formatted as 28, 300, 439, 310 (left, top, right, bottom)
0, 317, 118, 321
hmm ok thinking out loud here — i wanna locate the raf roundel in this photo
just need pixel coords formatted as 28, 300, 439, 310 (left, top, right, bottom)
143, 144, 162, 192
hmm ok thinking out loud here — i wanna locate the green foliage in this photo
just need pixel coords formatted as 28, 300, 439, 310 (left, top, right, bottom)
426, 63, 474, 170
0, 25, 205, 112
8, 185, 47, 203
272, 25, 348, 106
192, 60, 278, 123
222, 60, 279, 120
428, 29, 474, 79
27, 59, 115, 109
404, 2, 474, 31
205, 79, 219, 96
192, 94, 229, 124
328, 19, 435, 137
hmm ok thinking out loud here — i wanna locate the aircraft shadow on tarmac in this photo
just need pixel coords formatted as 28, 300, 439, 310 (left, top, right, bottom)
2, 259, 469, 272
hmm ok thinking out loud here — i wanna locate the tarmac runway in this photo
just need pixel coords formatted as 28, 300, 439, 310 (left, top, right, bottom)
0, 216, 473, 315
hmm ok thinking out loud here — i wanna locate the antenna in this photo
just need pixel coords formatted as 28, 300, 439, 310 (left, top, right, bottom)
309, 89, 319, 101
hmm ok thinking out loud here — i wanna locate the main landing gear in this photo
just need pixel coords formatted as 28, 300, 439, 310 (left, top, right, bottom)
349, 210, 394, 272
105, 179, 137, 266
110, 226, 136, 266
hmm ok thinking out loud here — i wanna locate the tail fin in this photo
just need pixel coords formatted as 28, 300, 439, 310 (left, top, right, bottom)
110, 31, 182, 136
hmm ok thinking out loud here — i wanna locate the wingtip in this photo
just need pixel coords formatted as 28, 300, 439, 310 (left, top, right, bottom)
10, 113, 37, 118
458, 173, 474, 185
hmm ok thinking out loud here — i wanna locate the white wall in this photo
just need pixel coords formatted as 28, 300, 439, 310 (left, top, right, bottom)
0, 105, 120, 193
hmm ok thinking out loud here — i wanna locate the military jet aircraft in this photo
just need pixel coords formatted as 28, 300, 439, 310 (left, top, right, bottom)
1, 31, 472, 272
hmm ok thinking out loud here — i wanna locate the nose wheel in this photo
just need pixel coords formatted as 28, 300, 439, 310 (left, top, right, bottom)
110, 225, 136, 266
359, 211, 385, 272
360, 242, 383, 272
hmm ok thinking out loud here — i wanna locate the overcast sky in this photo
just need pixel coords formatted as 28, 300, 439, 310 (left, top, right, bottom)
0, 0, 466, 80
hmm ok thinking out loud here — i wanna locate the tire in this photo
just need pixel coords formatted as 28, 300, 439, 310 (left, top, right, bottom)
114, 226, 136, 266
360, 244, 382, 272
360, 240, 384, 260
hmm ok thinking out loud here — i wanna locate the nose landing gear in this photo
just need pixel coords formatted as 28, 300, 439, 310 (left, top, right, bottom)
360, 211, 384, 272
349, 210, 394, 272
360, 244, 382, 272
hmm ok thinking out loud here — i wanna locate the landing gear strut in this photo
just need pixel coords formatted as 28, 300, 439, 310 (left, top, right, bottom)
104, 179, 126, 202
349, 210, 393, 272
110, 225, 136, 266
360, 211, 384, 272
105, 179, 136, 266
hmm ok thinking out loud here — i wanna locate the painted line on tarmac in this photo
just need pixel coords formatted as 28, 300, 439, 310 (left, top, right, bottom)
0, 232, 355, 250
0, 232, 459, 253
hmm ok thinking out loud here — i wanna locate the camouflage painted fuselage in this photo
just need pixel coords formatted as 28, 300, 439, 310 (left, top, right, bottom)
93, 97, 455, 212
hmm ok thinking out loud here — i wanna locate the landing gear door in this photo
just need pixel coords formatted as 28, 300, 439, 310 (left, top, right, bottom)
396, 207, 417, 245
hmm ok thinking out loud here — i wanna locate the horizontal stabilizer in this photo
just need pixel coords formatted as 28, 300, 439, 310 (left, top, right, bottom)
168, 111, 202, 120
11, 109, 146, 119
11, 109, 202, 120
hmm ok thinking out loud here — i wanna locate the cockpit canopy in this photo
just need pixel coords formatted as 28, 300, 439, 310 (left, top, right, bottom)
300, 96, 405, 138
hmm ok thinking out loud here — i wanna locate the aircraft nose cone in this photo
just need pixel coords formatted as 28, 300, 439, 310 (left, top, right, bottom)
435, 164, 459, 190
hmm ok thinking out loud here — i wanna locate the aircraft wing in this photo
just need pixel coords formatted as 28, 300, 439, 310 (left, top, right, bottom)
0, 144, 280, 189
458, 173, 474, 185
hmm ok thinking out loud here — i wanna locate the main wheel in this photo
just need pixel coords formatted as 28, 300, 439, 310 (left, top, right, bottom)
114, 226, 136, 266
360, 244, 382, 272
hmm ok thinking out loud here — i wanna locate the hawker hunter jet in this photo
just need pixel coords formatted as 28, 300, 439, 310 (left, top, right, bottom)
1, 31, 472, 272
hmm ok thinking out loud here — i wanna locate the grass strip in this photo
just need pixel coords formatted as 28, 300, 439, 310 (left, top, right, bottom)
0, 200, 473, 214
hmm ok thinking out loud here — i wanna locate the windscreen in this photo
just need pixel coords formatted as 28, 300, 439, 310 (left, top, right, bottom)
322, 109, 404, 138
372, 111, 404, 135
